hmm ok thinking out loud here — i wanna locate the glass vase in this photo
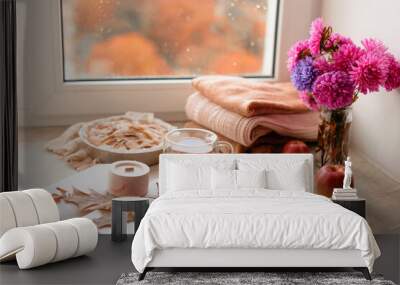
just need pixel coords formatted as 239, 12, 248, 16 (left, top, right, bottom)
317, 107, 352, 166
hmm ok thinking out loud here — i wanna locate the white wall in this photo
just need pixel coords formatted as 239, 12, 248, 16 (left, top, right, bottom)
276, 0, 321, 81
322, 0, 400, 182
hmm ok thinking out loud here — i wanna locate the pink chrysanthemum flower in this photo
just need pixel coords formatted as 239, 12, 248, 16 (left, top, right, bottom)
330, 33, 353, 47
350, 51, 390, 94
313, 56, 332, 74
384, 55, 400, 91
309, 18, 324, 55
287, 40, 309, 72
313, 71, 355, 110
332, 43, 363, 72
324, 33, 350, 50
361, 38, 388, 54
299, 91, 320, 111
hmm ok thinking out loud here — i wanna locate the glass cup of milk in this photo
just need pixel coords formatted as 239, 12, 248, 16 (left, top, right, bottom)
163, 128, 233, 154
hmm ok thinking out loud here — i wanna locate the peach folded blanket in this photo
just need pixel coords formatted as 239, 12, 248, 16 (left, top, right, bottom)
185, 93, 319, 147
192, 76, 309, 117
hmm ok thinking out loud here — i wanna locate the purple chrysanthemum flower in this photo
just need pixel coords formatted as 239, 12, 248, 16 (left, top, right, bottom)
312, 71, 355, 110
299, 91, 320, 111
290, 57, 319, 92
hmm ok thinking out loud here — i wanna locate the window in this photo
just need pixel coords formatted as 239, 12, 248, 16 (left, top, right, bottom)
61, 0, 280, 81
19, 0, 319, 125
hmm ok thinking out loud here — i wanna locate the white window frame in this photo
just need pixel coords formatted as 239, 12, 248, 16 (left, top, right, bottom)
17, 0, 321, 127
61, 0, 279, 82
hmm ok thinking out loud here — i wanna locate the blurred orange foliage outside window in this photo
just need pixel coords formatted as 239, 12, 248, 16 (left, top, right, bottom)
62, 0, 272, 80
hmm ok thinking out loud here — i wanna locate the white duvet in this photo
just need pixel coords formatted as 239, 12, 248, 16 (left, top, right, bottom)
131, 190, 380, 273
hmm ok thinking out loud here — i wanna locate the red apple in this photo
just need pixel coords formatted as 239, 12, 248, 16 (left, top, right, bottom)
282, 140, 310, 153
316, 164, 354, 197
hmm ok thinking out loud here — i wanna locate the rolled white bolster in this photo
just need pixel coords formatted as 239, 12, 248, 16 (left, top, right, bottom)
0, 196, 17, 237
24, 189, 60, 224
0, 218, 98, 269
42, 221, 79, 263
64, 218, 98, 257
0, 192, 39, 227
0, 226, 57, 269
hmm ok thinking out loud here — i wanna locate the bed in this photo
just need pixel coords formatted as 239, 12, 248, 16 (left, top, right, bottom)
131, 154, 380, 280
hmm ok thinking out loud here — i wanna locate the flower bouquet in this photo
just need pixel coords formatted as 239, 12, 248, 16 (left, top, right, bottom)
288, 18, 400, 165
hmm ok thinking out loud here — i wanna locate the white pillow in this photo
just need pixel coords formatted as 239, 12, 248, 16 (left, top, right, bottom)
266, 163, 306, 191
167, 162, 211, 191
166, 159, 236, 192
211, 168, 236, 190
236, 169, 267, 189
211, 169, 267, 190
237, 159, 307, 191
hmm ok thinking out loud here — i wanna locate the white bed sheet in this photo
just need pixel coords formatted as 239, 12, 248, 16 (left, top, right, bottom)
131, 190, 380, 273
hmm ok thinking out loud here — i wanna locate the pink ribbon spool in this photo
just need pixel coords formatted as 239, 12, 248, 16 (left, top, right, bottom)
108, 161, 150, 197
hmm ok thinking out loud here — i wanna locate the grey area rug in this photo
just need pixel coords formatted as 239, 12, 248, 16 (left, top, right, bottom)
116, 272, 396, 285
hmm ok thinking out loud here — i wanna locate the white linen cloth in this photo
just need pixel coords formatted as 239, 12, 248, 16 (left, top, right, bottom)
131, 190, 380, 273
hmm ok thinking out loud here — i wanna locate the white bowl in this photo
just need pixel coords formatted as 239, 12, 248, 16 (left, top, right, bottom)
79, 115, 176, 166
